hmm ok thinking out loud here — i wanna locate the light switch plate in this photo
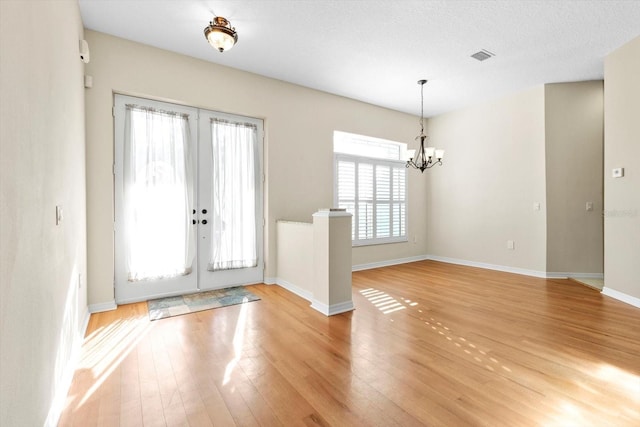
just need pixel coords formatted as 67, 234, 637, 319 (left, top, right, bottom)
56, 205, 63, 225
612, 167, 624, 178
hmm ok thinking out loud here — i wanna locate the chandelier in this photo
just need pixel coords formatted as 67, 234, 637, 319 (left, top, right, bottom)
204, 16, 238, 53
406, 80, 444, 172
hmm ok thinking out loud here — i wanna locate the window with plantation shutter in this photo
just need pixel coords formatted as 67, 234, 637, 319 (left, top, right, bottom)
334, 131, 408, 246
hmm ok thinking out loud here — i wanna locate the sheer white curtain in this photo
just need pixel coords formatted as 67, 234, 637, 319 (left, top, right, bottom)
209, 118, 258, 271
124, 105, 195, 281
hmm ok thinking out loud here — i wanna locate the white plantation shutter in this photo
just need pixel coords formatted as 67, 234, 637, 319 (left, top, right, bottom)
358, 163, 374, 240
392, 167, 406, 237
376, 165, 391, 238
337, 160, 356, 239
335, 153, 407, 245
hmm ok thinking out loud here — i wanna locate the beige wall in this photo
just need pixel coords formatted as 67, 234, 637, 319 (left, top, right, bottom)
0, 1, 87, 425
545, 81, 604, 274
84, 31, 428, 305
426, 87, 548, 272
277, 221, 314, 296
425, 82, 606, 276
604, 36, 640, 300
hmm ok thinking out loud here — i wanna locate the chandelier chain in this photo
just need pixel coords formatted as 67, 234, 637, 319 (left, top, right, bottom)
420, 81, 424, 135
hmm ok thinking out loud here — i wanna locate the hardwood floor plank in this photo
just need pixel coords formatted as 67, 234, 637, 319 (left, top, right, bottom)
248, 362, 324, 426
59, 261, 640, 426
217, 383, 261, 427
119, 399, 143, 427
234, 380, 283, 426
198, 382, 237, 426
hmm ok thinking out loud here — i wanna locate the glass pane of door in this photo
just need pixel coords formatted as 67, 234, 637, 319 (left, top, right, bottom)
125, 106, 195, 280
114, 95, 198, 303
209, 118, 258, 271
198, 111, 263, 290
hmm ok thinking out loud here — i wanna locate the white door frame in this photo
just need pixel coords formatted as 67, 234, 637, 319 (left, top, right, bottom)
113, 94, 264, 303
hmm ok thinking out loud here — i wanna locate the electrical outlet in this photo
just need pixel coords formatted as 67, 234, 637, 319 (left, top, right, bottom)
507, 240, 515, 250
586, 202, 594, 211
612, 167, 624, 178
533, 202, 541, 211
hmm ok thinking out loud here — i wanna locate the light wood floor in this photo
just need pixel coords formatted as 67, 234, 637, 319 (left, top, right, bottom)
59, 261, 640, 426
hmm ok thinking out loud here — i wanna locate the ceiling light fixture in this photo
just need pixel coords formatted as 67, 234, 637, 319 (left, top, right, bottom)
204, 16, 238, 52
406, 80, 444, 173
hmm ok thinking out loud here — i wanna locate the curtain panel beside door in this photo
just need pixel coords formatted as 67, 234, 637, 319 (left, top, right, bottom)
209, 118, 258, 271
123, 105, 196, 281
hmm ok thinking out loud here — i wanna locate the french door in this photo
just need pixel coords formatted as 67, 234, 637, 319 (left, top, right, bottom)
114, 95, 263, 303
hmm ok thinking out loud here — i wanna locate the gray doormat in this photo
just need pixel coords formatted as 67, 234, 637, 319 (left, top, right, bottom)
147, 286, 260, 320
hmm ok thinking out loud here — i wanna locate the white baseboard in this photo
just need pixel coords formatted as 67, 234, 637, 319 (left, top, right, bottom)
352, 253, 548, 278
310, 299, 355, 316
545, 272, 572, 279
602, 287, 640, 308
426, 255, 549, 278
424, 255, 604, 280
573, 273, 604, 279
548, 272, 604, 280
88, 300, 117, 313
274, 278, 313, 301
263, 276, 277, 285
352, 255, 430, 272
272, 278, 354, 316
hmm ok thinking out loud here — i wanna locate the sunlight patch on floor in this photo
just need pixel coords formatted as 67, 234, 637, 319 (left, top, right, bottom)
592, 363, 640, 419
223, 297, 249, 386
423, 316, 511, 375
359, 287, 513, 376
595, 364, 640, 398
546, 401, 588, 427
359, 288, 407, 314
75, 314, 152, 406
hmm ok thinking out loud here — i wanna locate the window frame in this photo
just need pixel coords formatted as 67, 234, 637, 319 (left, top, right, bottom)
334, 151, 408, 247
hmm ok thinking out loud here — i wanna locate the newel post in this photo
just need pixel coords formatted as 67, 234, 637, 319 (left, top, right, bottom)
311, 209, 354, 316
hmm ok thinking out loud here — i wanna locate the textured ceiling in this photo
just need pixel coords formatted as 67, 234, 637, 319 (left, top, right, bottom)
79, 0, 640, 117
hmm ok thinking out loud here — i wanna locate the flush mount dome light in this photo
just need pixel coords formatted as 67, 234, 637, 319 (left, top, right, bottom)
204, 16, 238, 52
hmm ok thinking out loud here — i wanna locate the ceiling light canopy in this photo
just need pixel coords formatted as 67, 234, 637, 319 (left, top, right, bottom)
204, 16, 238, 53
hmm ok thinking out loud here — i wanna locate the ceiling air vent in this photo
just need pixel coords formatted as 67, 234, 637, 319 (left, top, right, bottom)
470, 49, 495, 61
